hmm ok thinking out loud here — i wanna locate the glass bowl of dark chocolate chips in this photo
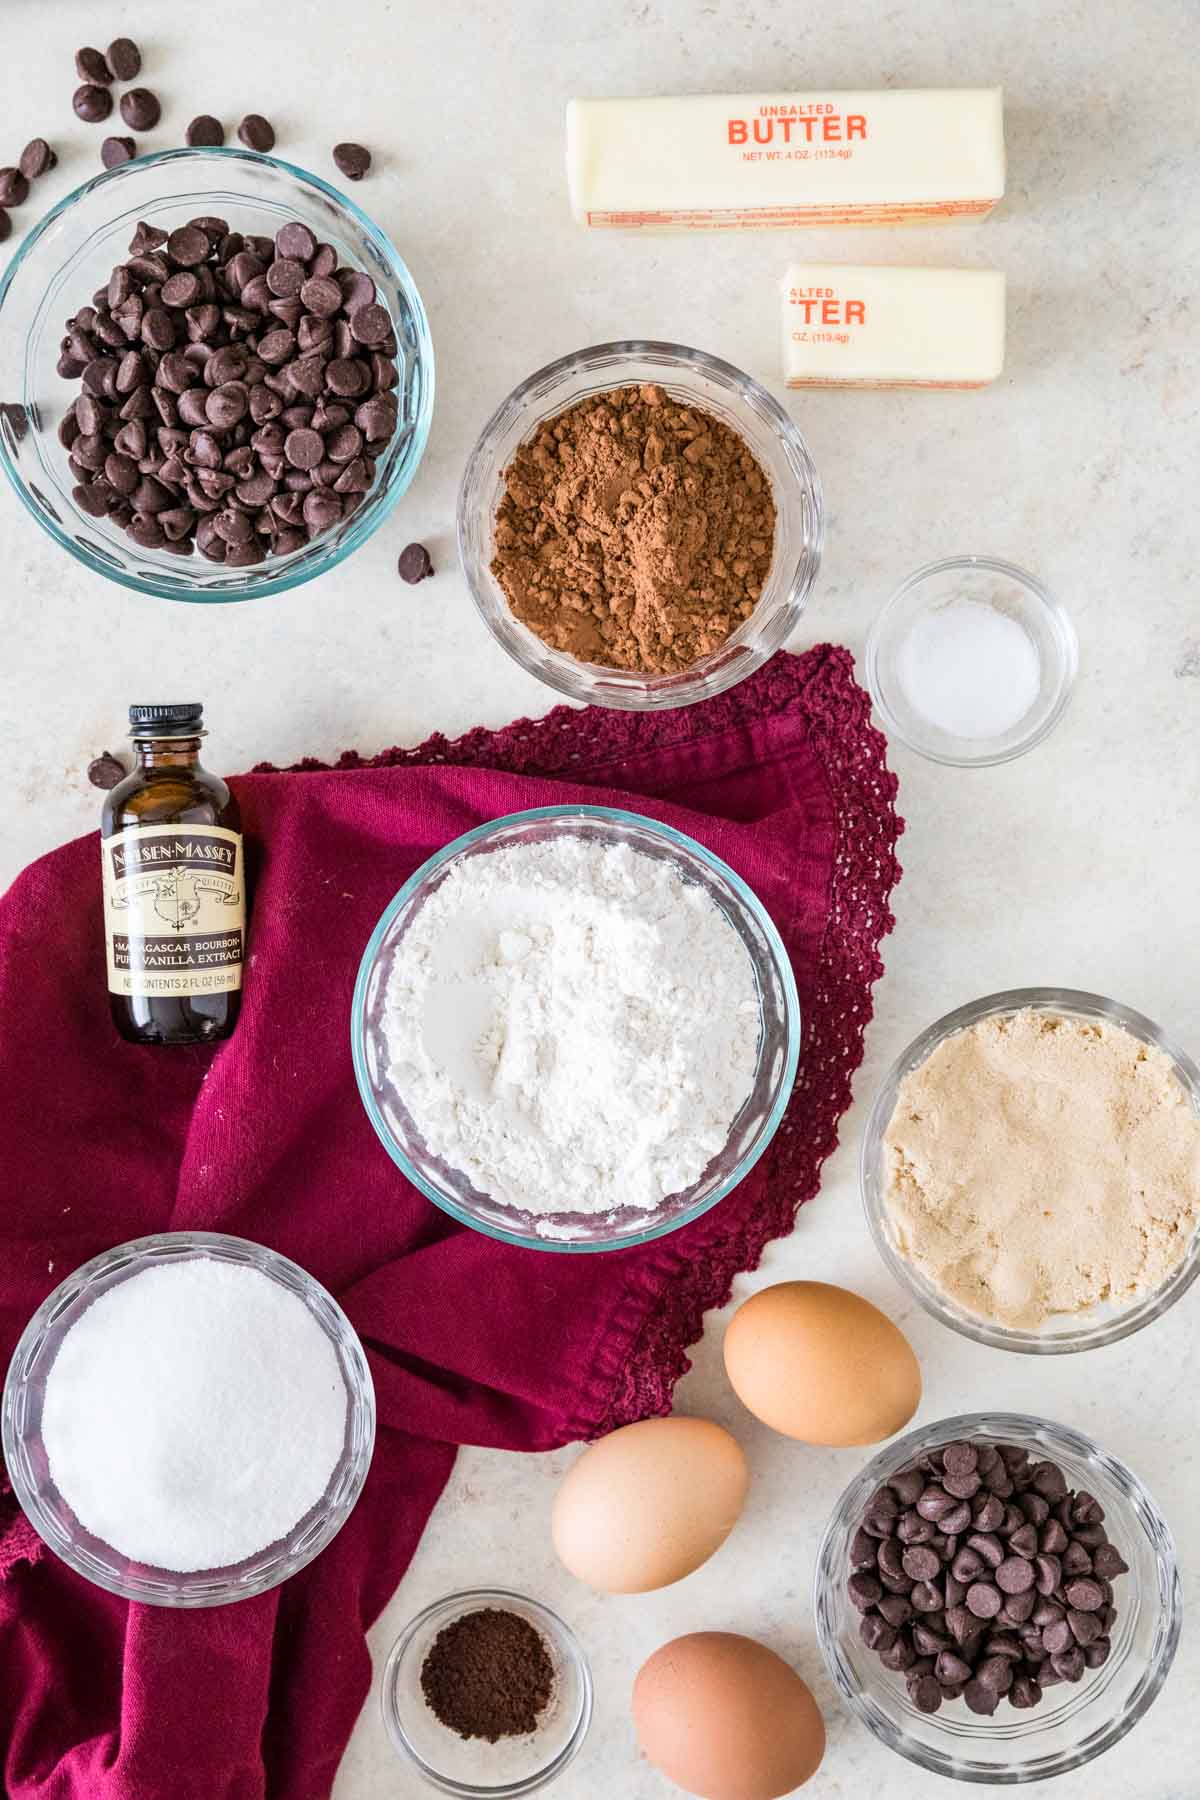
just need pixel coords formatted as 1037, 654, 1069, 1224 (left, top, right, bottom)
0, 147, 433, 601
815, 1413, 1180, 1783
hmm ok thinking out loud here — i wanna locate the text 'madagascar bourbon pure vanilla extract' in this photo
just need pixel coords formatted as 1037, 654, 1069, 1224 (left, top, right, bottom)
100, 704, 246, 1046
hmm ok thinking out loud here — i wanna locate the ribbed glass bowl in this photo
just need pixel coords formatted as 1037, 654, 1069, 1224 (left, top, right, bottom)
0, 1231, 376, 1606
351, 804, 800, 1251
862, 988, 1200, 1352
381, 1588, 593, 1796
458, 340, 823, 710
815, 1413, 1181, 1784
0, 146, 433, 601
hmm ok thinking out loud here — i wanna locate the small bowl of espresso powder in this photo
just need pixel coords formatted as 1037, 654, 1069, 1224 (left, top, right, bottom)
459, 341, 823, 711
382, 1588, 593, 1793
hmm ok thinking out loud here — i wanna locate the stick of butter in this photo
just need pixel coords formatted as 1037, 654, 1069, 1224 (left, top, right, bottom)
781, 265, 1005, 389
567, 90, 1005, 230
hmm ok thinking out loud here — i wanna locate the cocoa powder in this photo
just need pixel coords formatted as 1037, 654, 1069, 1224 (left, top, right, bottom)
490, 384, 776, 674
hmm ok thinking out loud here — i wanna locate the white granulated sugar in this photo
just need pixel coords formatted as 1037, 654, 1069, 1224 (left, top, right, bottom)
382, 835, 761, 1218
42, 1259, 347, 1572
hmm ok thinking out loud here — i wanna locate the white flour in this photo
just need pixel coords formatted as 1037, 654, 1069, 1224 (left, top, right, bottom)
381, 835, 761, 1218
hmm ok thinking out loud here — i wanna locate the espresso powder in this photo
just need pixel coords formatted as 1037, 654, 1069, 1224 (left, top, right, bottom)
420, 1607, 555, 1742
490, 384, 776, 673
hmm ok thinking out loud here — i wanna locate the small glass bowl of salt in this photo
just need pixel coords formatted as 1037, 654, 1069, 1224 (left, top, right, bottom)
865, 555, 1078, 767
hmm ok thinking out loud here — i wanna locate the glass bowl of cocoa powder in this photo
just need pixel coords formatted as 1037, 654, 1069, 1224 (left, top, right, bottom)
458, 341, 823, 709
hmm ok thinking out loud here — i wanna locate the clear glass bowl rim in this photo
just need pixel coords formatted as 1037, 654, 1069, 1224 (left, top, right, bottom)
0, 145, 435, 603
350, 802, 801, 1253
380, 1585, 595, 1797
814, 1410, 1182, 1786
456, 338, 824, 710
0, 1228, 377, 1605
861, 987, 1200, 1352
864, 554, 1079, 768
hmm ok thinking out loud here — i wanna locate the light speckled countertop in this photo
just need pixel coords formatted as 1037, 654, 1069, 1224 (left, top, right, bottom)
2, 2, 1198, 1796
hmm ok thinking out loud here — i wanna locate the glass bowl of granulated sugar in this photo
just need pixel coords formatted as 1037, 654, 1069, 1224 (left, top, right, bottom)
458, 341, 823, 710
1, 1231, 375, 1605
351, 805, 801, 1251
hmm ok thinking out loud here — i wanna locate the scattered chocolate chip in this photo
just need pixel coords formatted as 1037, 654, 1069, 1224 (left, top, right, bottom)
186, 115, 225, 147
120, 89, 161, 132
0, 168, 28, 208
106, 37, 142, 81
87, 752, 125, 789
74, 84, 114, 124
238, 114, 275, 152
398, 542, 434, 584
0, 208, 11, 244
332, 141, 371, 181
18, 139, 56, 181
101, 136, 137, 169
75, 46, 113, 85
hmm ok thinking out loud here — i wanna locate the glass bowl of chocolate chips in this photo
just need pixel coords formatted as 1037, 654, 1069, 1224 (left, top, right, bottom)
0, 147, 433, 601
815, 1413, 1181, 1783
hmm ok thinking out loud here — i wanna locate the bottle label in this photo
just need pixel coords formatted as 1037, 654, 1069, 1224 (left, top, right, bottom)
102, 824, 245, 998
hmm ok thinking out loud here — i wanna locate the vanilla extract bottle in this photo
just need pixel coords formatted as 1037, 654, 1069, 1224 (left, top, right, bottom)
100, 704, 246, 1046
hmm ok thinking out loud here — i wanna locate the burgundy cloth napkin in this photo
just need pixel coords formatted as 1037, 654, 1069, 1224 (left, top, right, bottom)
0, 645, 901, 1800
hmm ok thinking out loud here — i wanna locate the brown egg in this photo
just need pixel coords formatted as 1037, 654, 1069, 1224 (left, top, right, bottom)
551, 1417, 748, 1594
723, 1280, 921, 1446
634, 1632, 825, 1799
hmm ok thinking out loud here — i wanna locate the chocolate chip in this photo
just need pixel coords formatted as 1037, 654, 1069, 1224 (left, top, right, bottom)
167, 224, 210, 267
76, 46, 113, 84
908, 1675, 943, 1714
1052, 1645, 1086, 1683
238, 114, 275, 152
101, 137, 137, 169
943, 1442, 979, 1478
878, 1594, 913, 1628
1031, 1461, 1069, 1501
889, 1468, 925, 1507
963, 1679, 998, 1716
996, 1556, 1035, 1595
966, 1532, 1004, 1570
976, 1655, 1013, 1694
1084, 1636, 1112, 1669
859, 1613, 895, 1653
966, 1582, 1002, 1619
1092, 1543, 1129, 1579
332, 141, 372, 181
87, 751, 125, 789
106, 37, 141, 80
120, 89, 161, 132
1063, 1577, 1105, 1613
848, 1572, 882, 1611
349, 301, 391, 347
185, 115, 225, 148
74, 84, 114, 123
17, 137, 54, 183
300, 274, 342, 318
0, 209, 10, 244
398, 542, 435, 584
0, 167, 28, 208
910, 1580, 943, 1613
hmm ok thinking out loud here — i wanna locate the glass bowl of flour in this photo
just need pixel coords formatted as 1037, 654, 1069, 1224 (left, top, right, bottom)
1, 1231, 375, 1605
351, 805, 800, 1251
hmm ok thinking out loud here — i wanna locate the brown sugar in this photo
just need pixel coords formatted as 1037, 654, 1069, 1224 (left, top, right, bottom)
489, 384, 776, 674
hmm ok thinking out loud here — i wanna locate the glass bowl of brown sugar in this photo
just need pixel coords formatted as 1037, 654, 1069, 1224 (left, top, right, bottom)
457, 341, 823, 710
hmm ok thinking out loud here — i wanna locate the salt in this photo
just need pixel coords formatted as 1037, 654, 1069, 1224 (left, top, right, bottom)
896, 598, 1041, 740
42, 1259, 347, 1572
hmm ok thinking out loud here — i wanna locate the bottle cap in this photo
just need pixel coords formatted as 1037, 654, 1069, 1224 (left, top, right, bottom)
128, 703, 204, 739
